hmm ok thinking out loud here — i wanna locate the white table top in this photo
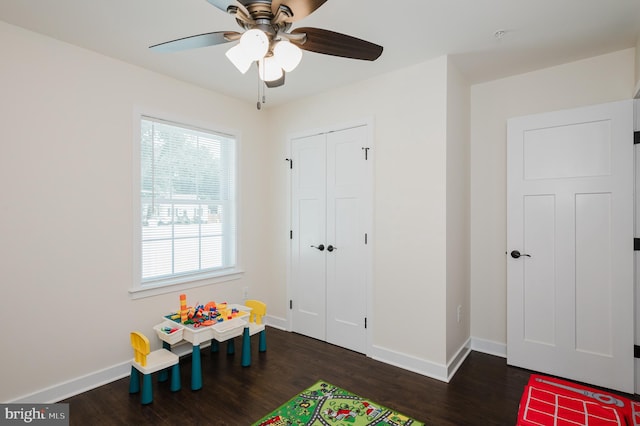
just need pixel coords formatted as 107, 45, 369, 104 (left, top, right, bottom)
157, 304, 251, 346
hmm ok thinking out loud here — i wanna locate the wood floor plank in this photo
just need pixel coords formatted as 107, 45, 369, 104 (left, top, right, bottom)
61, 328, 635, 425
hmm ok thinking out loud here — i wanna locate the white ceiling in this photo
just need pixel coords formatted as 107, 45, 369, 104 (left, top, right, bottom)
1, 0, 639, 107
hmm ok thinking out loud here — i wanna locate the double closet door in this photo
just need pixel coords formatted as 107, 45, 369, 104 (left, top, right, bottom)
290, 124, 372, 354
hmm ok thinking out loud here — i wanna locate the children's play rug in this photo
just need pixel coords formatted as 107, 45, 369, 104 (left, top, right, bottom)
252, 380, 424, 425
517, 374, 640, 426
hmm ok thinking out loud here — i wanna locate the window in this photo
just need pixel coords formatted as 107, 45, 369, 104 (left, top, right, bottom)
134, 116, 238, 295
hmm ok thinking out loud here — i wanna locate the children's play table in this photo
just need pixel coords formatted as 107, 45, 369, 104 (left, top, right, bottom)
156, 304, 250, 390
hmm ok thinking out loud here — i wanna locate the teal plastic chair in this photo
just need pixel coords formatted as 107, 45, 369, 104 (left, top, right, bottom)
129, 331, 181, 404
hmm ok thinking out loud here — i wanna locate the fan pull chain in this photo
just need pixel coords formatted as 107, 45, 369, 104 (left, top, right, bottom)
256, 67, 262, 110
256, 62, 268, 110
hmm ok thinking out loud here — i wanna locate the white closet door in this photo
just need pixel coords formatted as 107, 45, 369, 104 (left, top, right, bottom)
291, 125, 371, 354
326, 126, 369, 353
291, 133, 327, 341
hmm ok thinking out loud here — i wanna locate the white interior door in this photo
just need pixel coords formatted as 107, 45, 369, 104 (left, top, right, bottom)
291, 125, 371, 354
291, 134, 327, 341
326, 127, 370, 353
634, 99, 640, 395
507, 100, 634, 393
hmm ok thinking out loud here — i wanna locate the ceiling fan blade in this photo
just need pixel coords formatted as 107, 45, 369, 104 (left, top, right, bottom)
206, 0, 253, 23
291, 27, 383, 61
265, 73, 286, 88
149, 31, 241, 52
272, 0, 328, 22
206, 0, 241, 13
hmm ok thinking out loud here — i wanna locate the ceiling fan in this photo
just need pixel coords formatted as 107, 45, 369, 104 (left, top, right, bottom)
150, 0, 383, 94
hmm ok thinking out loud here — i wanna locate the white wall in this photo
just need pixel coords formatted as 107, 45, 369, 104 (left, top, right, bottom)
268, 59, 450, 360
267, 55, 472, 377
0, 22, 273, 402
469, 48, 636, 351
445, 58, 471, 365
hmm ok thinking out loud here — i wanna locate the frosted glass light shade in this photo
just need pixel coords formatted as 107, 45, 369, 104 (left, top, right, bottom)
273, 40, 302, 72
258, 56, 283, 82
240, 29, 269, 61
225, 44, 253, 74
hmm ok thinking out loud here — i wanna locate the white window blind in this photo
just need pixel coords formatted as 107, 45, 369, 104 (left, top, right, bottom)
140, 117, 236, 286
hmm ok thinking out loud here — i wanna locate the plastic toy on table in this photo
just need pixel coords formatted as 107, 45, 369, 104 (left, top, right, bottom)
159, 299, 250, 391
153, 321, 184, 345
165, 300, 247, 328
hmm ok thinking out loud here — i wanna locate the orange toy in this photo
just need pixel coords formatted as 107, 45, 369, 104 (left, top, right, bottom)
179, 294, 188, 323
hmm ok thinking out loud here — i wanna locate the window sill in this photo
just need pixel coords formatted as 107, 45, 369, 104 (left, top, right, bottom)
129, 268, 244, 300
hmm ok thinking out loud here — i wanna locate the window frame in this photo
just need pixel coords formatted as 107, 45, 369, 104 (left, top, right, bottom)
130, 110, 243, 299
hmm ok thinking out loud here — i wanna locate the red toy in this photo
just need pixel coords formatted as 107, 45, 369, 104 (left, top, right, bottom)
517, 374, 636, 426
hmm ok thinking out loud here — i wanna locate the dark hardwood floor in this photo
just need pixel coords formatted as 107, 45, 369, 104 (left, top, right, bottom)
62, 328, 636, 425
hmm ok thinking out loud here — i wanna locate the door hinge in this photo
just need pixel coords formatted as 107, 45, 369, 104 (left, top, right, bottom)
364, 317, 367, 329
634, 131, 640, 145
634, 238, 640, 251
362, 147, 370, 160
290, 230, 293, 240
635, 345, 640, 358
285, 158, 293, 169
289, 300, 293, 310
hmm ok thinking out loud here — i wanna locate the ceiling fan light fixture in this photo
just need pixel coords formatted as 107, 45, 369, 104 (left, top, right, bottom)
239, 28, 269, 61
151, 1, 385, 95
273, 40, 302, 72
225, 44, 253, 74
258, 56, 284, 82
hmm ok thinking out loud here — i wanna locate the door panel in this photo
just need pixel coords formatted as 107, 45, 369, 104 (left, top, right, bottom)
574, 193, 612, 356
523, 120, 611, 179
291, 134, 327, 340
507, 100, 634, 393
326, 127, 368, 353
523, 194, 556, 346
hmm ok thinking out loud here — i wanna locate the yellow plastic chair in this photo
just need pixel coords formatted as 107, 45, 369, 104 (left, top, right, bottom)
129, 331, 180, 404
241, 299, 267, 367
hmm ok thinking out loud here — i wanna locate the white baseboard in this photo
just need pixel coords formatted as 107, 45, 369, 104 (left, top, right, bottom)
267, 317, 473, 384
369, 345, 449, 382
447, 338, 472, 381
8, 362, 131, 404
9, 332, 505, 403
264, 314, 288, 331
7, 341, 200, 404
369, 339, 471, 383
470, 337, 507, 358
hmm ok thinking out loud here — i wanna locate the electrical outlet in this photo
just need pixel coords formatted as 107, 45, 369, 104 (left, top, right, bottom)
457, 305, 462, 323
242, 287, 249, 299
